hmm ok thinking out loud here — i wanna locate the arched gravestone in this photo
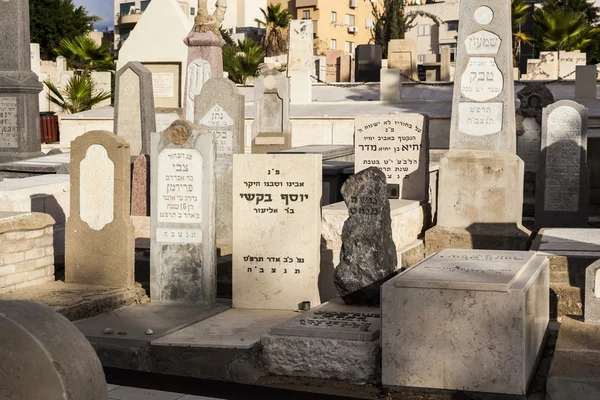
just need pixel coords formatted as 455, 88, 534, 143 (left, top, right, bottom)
0, 301, 107, 400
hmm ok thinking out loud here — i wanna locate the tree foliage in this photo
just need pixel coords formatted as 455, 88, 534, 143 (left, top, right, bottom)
54, 35, 115, 74
255, 4, 293, 57
44, 74, 111, 114
511, 0, 533, 67
223, 39, 266, 85
371, 0, 442, 57
534, 8, 600, 51
30, 0, 100, 60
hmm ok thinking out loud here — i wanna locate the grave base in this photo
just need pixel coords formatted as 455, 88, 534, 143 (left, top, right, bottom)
262, 299, 381, 383
0, 151, 45, 164
425, 223, 532, 255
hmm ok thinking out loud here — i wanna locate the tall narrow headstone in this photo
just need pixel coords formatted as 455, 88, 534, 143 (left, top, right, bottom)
114, 62, 156, 155
535, 100, 588, 229
325, 50, 344, 82
388, 39, 418, 81
440, 47, 451, 81
150, 120, 216, 304
65, 131, 135, 287
425, 0, 531, 253
185, 58, 211, 121
354, 115, 429, 201
287, 20, 313, 104
131, 154, 150, 216
194, 78, 244, 250
0, 0, 43, 162
232, 154, 322, 310
251, 70, 292, 154
355, 45, 382, 82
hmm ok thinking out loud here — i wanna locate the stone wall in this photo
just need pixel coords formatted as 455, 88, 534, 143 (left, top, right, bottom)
0, 212, 55, 293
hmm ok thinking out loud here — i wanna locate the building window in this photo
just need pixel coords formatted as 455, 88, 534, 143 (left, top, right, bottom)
140, 1, 151, 12
440, 44, 457, 62
447, 20, 458, 31
331, 39, 337, 50
365, 18, 374, 28
345, 41, 355, 53
120, 2, 135, 15
345, 14, 356, 26
331, 11, 337, 23
418, 24, 431, 36
190, 7, 195, 15
303, 10, 310, 19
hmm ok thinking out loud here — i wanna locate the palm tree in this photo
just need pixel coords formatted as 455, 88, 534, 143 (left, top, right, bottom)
534, 8, 600, 51
223, 39, 266, 85
512, 0, 533, 67
54, 35, 115, 75
255, 4, 292, 57
44, 74, 111, 114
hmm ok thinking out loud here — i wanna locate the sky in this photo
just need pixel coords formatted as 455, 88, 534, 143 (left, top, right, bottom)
73, 0, 114, 31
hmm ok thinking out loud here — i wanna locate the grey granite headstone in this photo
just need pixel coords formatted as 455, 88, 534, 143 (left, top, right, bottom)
194, 77, 244, 250
575, 65, 597, 100
535, 100, 589, 229
355, 45, 382, 83
585, 259, 600, 323
114, 62, 157, 155
251, 70, 292, 154
334, 167, 397, 306
0, 0, 44, 163
150, 120, 217, 304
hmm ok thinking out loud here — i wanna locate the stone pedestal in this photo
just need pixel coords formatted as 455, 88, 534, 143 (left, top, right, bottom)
425, 150, 531, 253
382, 249, 549, 395
184, 31, 224, 87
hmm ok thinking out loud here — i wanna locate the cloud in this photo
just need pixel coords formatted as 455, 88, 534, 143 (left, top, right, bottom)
73, 0, 114, 30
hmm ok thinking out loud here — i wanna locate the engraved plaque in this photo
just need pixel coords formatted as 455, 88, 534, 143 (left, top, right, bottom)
200, 105, 234, 174
157, 148, 203, 224
152, 72, 175, 98
156, 228, 202, 244
461, 57, 503, 101
0, 97, 18, 148
465, 30, 501, 55
80, 145, 114, 231
458, 102, 503, 136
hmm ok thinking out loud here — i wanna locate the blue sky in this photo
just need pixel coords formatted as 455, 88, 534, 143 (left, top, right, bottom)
74, 0, 114, 31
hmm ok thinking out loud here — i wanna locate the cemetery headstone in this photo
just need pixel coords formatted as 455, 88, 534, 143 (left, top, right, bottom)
585, 259, 600, 323
334, 168, 397, 306
114, 62, 157, 155
314, 55, 327, 82
380, 69, 402, 102
440, 47, 451, 81
355, 45, 382, 82
559, 51, 586, 80
65, 130, 135, 287
232, 154, 322, 310
0, 301, 107, 400
0, 0, 44, 162
517, 117, 541, 174
354, 114, 429, 201
30, 43, 41, 76
575, 65, 597, 100
251, 70, 292, 154
194, 77, 244, 250
150, 120, 216, 304
131, 154, 150, 216
91, 71, 112, 108
326, 50, 343, 82
516, 83, 555, 126
535, 100, 589, 229
287, 20, 313, 103
185, 58, 211, 121
388, 39, 418, 81
425, 0, 531, 253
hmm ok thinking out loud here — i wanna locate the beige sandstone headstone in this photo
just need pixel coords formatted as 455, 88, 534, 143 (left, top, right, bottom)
388, 39, 418, 81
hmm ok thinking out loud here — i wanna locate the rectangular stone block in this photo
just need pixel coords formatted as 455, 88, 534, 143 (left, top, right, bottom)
388, 39, 418, 81
232, 154, 322, 310
380, 69, 401, 102
382, 249, 549, 395
575, 65, 597, 100
355, 45, 382, 83
287, 20, 313, 103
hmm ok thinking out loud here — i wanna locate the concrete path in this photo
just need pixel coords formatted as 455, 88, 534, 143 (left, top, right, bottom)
108, 384, 222, 400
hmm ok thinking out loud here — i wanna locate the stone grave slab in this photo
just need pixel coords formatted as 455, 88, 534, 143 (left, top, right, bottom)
232, 154, 322, 310
382, 249, 549, 395
151, 309, 295, 350
355, 114, 429, 200
533, 228, 600, 255
269, 145, 354, 161
270, 299, 380, 341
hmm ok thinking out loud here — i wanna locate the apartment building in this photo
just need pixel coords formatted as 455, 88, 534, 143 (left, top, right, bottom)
274, 0, 383, 55
403, 0, 460, 64
114, 0, 267, 55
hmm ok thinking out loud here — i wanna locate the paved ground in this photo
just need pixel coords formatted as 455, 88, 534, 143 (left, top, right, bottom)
108, 384, 222, 400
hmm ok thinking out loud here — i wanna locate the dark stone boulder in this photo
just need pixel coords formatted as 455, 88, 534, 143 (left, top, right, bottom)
333, 167, 397, 305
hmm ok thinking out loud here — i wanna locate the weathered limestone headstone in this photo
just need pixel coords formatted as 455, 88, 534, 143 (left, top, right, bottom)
91, 71, 112, 108
380, 69, 402, 102
131, 154, 150, 216
535, 100, 589, 229
355, 115, 429, 201
232, 154, 322, 310
355, 45, 382, 82
0, 0, 44, 162
150, 120, 216, 304
194, 77, 244, 250
575, 65, 597, 100
65, 131, 135, 287
559, 51, 586, 80
388, 39, 418, 81
440, 47, 451, 81
114, 62, 156, 155
287, 20, 313, 104
251, 70, 292, 154
0, 301, 107, 399
334, 168, 397, 305
425, 0, 531, 253
526, 52, 559, 80
585, 259, 600, 323
325, 50, 342, 82
185, 58, 211, 121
